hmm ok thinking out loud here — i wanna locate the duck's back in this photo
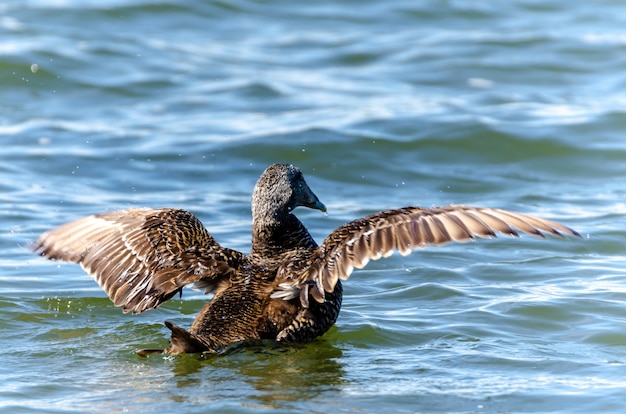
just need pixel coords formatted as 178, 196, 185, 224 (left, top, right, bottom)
187, 262, 276, 351
187, 245, 342, 352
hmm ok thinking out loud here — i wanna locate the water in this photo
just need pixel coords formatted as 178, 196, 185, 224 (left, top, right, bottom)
2, 0, 626, 412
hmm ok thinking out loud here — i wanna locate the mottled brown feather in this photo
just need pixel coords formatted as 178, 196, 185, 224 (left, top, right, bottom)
273, 205, 581, 305
33, 208, 243, 313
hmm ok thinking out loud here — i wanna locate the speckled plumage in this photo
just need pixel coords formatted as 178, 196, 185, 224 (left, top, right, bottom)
33, 163, 580, 354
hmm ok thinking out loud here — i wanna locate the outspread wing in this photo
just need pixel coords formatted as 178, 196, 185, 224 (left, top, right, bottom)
272, 205, 581, 307
33, 208, 244, 313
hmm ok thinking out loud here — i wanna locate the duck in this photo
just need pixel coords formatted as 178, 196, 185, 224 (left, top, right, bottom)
33, 163, 580, 355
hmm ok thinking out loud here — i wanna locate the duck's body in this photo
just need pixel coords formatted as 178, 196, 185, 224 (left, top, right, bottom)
170, 248, 342, 354
33, 164, 580, 354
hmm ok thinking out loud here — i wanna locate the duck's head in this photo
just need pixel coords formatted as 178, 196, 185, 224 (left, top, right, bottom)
252, 164, 326, 224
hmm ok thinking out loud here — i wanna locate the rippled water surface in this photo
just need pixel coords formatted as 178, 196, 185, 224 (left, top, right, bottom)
2, 1, 626, 412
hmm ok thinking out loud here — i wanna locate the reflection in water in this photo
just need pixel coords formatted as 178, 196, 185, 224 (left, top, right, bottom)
161, 338, 345, 408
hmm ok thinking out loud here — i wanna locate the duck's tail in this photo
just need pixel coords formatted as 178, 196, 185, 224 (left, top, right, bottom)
135, 320, 210, 356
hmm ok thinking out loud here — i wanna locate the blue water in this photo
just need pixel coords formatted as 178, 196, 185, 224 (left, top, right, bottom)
2, 1, 626, 412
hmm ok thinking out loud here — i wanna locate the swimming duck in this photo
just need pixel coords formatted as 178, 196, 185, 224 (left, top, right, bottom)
33, 163, 580, 354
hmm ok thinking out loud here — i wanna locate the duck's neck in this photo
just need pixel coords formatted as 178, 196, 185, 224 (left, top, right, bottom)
251, 213, 317, 257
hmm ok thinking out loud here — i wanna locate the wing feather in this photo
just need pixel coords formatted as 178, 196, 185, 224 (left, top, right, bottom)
435, 211, 474, 242
33, 208, 243, 313
272, 205, 580, 306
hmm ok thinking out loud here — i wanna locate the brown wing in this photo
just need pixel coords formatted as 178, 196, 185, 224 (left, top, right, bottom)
272, 205, 581, 307
33, 208, 244, 313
